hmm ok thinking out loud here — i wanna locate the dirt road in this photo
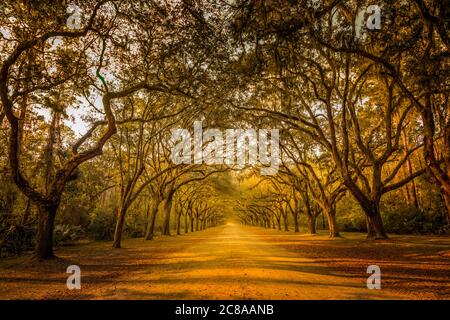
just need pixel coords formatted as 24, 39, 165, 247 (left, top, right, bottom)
0, 222, 449, 299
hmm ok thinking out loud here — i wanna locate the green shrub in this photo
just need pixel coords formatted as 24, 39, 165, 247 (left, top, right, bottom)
0, 216, 35, 257
381, 207, 448, 234
53, 224, 85, 246
87, 208, 116, 240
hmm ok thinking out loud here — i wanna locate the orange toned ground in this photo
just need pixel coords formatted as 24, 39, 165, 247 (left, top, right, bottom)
0, 222, 449, 299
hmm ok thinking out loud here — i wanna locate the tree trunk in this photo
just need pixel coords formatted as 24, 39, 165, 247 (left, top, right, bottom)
276, 218, 281, 230
144, 204, 158, 240
324, 208, 339, 238
345, 181, 388, 239
113, 205, 127, 248
22, 198, 32, 225
176, 211, 181, 235
191, 216, 194, 232
36, 203, 57, 259
307, 215, 316, 234
443, 190, 450, 225
402, 129, 420, 209
162, 193, 174, 236
421, 105, 450, 223
184, 212, 188, 233
293, 213, 299, 232
283, 214, 289, 231
327, 213, 339, 238
303, 192, 316, 234
365, 206, 388, 239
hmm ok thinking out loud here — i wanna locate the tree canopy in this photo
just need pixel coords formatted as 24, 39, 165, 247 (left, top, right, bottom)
0, 0, 449, 259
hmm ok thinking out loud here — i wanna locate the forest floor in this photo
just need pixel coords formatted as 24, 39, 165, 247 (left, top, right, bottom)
0, 222, 449, 299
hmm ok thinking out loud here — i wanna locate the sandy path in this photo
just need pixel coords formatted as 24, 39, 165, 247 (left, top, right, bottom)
85, 222, 395, 299
0, 222, 448, 299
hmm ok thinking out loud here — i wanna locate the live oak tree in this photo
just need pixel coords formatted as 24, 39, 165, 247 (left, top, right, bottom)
110, 97, 186, 248
280, 134, 346, 237
0, 1, 130, 258
324, 0, 450, 223
0, 0, 226, 258
1, 0, 448, 257
228, 1, 429, 238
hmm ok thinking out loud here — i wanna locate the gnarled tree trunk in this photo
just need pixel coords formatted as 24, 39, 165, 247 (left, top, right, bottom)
176, 210, 182, 235
325, 209, 339, 238
307, 215, 316, 234
184, 210, 189, 233
443, 192, 450, 225
36, 202, 58, 259
365, 206, 388, 239
282, 212, 289, 231
293, 211, 300, 232
344, 181, 388, 239
162, 190, 175, 236
144, 203, 159, 240
113, 205, 128, 248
